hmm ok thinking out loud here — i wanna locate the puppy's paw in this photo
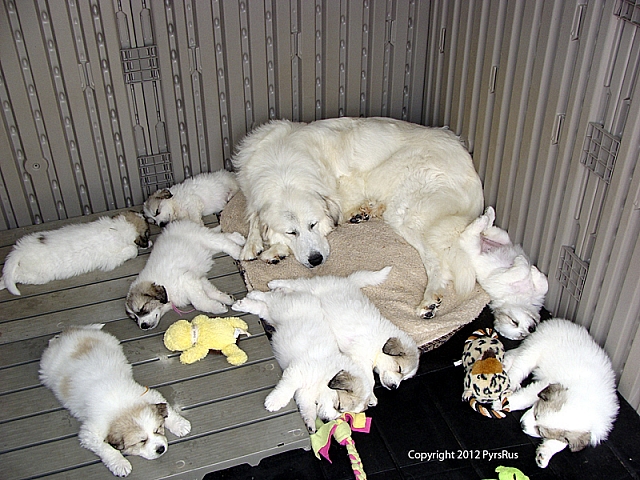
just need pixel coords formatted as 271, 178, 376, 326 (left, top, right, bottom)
264, 390, 290, 412
106, 456, 132, 477
535, 447, 552, 468
224, 244, 243, 261
166, 415, 191, 437
417, 294, 443, 319
240, 240, 263, 261
367, 393, 378, 407
227, 231, 246, 246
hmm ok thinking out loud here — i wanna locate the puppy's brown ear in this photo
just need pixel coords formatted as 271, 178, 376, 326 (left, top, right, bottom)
538, 383, 567, 402
106, 431, 125, 451
566, 431, 591, 452
328, 370, 354, 392
155, 403, 168, 419
155, 188, 173, 200
150, 283, 168, 304
382, 337, 405, 357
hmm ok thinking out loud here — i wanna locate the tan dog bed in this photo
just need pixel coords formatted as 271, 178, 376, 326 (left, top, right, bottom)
220, 193, 489, 351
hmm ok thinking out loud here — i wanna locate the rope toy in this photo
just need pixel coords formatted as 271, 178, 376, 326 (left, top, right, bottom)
460, 328, 511, 419
310, 412, 371, 480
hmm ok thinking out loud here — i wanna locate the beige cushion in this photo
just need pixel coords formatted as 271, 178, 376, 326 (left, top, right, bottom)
221, 193, 489, 351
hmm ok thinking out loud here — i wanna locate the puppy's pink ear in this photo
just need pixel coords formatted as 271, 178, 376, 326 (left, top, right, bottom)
531, 266, 549, 296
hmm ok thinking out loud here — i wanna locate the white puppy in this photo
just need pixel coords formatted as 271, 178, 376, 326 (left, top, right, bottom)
233, 289, 375, 433
1, 212, 150, 296
143, 170, 239, 227
459, 206, 548, 340
39, 324, 191, 477
125, 220, 245, 330
233, 117, 484, 319
504, 318, 619, 468
267, 267, 420, 393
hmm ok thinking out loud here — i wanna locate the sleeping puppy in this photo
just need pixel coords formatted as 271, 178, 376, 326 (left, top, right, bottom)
504, 318, 619, 468
232, 289, 374, 433
39, 324, 191, 477
267, 267, 420, 394
143, 169, 239, 227
459, 206, 548, 340
125, 220, 245, 330
0, 211, 150, 296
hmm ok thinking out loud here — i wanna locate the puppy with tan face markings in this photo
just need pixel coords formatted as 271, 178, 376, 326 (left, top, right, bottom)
504, 318, 619, 468
125, 220, 245, 330
39, 324, 191, 477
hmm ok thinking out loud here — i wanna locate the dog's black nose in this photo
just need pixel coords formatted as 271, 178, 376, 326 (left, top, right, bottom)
156, 445, 166, 455
140, 322, 151, 330
159, 221, 167, 228
528, 323, 537, 333
308, 252, 324, 267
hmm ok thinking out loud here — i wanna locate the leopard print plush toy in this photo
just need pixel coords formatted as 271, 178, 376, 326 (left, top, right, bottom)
461, 328, 511, 419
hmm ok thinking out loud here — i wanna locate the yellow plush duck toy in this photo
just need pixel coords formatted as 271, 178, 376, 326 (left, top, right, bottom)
163, 314, 250, 365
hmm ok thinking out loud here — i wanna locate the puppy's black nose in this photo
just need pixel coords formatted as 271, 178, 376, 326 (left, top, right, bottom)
140, 322, 151, 330
308, 252, 323, 267
156, 445, 166, 455
528, 323, 537, 333
159, 221, 167, 228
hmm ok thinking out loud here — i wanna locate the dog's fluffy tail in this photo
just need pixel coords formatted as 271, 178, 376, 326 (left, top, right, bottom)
0, 254, 21, 295
347, 266, 392, 289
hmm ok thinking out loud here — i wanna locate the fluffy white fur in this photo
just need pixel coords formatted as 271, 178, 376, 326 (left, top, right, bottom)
459, 206, 548, 340
504, 318, 619, 468
125, 220, 245, 330
0, 212, 150, 296
39, 324, 191, 477
233, 117, 484, 318
143, 169, 239, 227
266, 267, 420, 393
233, 289, 375, 433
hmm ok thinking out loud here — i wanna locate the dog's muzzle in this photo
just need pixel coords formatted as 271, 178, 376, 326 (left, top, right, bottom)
308, 252, 324, 267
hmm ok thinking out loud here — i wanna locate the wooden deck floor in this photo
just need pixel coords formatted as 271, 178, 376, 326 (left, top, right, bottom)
0, 211, 309, 480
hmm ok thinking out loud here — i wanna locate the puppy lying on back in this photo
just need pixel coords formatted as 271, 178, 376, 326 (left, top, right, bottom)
504, 318, 618, 468
267, 267, 420, 397
459, 206, 548, 340
1, 211, 150, 296
125, 220, 245, 330
39, 324, 191, 477
233, 289, 374, 432
143, 170, 239, 227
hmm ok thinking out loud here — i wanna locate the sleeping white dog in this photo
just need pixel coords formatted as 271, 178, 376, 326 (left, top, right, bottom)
504, 318, 619, 468
267, 267, 420, 394
143, 169, 239, 227
459, 206, 548, 340
233, 289, 375, 433
39, 324, 191, 477
125, 220, 245, 330
233, 117, 484, 319
0, 211, 150, 296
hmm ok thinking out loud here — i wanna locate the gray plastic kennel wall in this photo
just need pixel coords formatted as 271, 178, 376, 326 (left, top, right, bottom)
0, 0, 639, 412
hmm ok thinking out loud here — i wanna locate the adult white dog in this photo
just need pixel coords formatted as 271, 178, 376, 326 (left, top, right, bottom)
1, 211, 150, 296
125, 220, 245, 330
267, 267, 420, 394
233, 117, 484, 318
233, 289, 374, 433
39, 324, 191, 477
459, 206, 548, 339
504, 318, 619, 468
143, 169, 239, 227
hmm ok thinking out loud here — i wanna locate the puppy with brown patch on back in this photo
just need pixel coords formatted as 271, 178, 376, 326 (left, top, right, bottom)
0, 211, 151, 296
504, 319, 619, 468
39, 324, 191, 477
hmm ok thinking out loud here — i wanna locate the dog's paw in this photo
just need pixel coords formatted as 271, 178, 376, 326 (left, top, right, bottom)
417, 295, 442, 319
264, 390, 290, 412
260, 244, 290, 264
166, 415, 191, 437
367, 393, 378, 407
106, 456, 132, 477
535, 448, 552, 468
240, 241, 263, 261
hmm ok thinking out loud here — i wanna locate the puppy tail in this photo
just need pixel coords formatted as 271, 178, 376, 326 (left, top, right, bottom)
0, 255, 21, 296
347, 266, 392, 289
